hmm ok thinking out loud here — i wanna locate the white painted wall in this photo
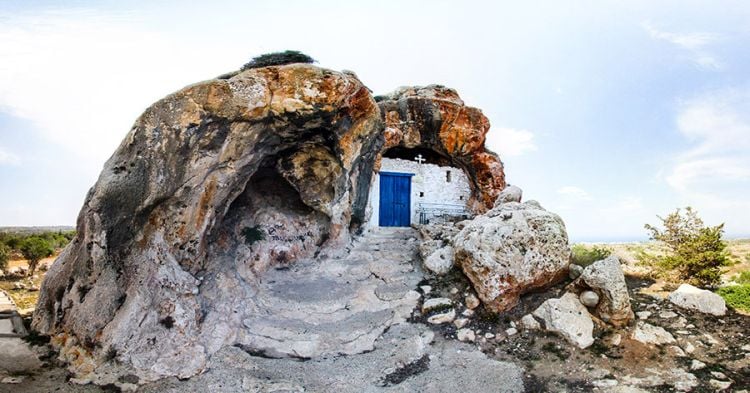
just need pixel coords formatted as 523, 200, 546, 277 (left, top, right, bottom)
365, 157, 471, 228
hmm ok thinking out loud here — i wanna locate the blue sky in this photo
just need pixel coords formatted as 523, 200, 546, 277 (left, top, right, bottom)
1, 1, 749, 241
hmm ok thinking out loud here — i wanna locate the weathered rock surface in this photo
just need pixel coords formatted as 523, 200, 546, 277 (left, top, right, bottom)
377, 85, 505, 211
573, 256, 634, 326
142, 324, 525, 393
454, 201, 570, 312
632, 322, 676, 345
668, 284, 727, 316
533, 292, 594, 348
33, 64, 387, 382
423, 245, 455, 275
494, 185, 522, 205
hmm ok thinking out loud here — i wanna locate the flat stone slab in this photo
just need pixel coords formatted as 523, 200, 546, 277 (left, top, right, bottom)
235, 228, 423, 359
142, 324, 525, 393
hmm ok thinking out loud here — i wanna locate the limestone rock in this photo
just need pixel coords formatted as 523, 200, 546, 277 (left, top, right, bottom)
668, 284, 727, 316
690, 359, 706, 370
632, 322, 676, 345
579, 291, 599, 307
569, 264, 584, 280
427, 309, 456, 324
377, 85, 505, 210
457, 328, 476, 342
574, 256, 634, 327
519, 314, 540, 330
494, 185, 522, 205
422, 297, 453, 313
454, 318, 469, 329
465, 293, 480, 309
32, 64, 384, 381
533, 292, 594, 348
423, 245, 455, 275
454, 201, 570, 312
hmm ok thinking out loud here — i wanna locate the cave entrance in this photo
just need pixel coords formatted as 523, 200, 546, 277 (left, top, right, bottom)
367, 147, 473, 228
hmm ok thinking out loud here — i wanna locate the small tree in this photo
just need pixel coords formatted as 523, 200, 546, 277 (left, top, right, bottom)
645, 207, 729, 288
20, 237, 54, 276
0, 243, 9, 271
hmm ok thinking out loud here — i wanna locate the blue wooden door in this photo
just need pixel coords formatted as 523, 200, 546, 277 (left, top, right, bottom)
379, 172, 412, 227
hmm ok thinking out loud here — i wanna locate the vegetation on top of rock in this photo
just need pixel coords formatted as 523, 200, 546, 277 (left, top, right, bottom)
571, 244, 611, 267
241, 50, 315, 70
717, 284, 750, 312
644, 207, 730, 288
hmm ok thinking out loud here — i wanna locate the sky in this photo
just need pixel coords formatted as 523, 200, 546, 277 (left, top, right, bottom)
1, 0, 749, 241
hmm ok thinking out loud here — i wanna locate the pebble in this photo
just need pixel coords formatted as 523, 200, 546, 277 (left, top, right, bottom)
450, 287, 459, 295
427, 309, 456, 324
683, 342, 696, 354
709, 379, 732, 391
710, 371, 727, 379
462, 309, 474, 317
690, 359, 706, 370
659, 311, 678, 319
580, 291, 600, 307
464, 294, 480, 309
484, 333, 495, 339
610, 333, 622, 346
420, 285, 432, 294
505, 328, 518, 336
454, 318, 469, 329
636, 311, 652, 320
457, 328, 475, 343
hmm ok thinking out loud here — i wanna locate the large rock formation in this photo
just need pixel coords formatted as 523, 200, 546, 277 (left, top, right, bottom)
376, 86, 505, 211
32, 64, 383, 381
453, 199, 571, 312
31, 64, 511, 383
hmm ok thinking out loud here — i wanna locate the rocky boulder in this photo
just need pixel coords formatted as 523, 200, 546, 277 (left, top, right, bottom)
667, 284, 727, 316
572, 256, 634, 327
32, 64, 383, 382
453, 201, 570, 312
532, 292, 594, 348
494, 185, 522, 205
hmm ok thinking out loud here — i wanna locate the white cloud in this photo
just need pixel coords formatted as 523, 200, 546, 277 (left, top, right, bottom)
0, 146, 20, 166
665, 87, 750, 234
0, 9, 235, 165
557, 186, 592, 201
642, 22, 722, 70
485, 127, 537, 157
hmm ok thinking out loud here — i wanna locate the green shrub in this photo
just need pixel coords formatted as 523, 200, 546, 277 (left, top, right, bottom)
241, 51, 315, 71
571, 244, 612, 267
644, 207, 729, 289
0, 244, 9, 271
20, 237, 54, 276
717, 284, 750, 312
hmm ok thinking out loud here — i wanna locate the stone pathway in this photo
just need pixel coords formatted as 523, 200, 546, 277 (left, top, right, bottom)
237, 228, 424, 358
0, 289, 42, 377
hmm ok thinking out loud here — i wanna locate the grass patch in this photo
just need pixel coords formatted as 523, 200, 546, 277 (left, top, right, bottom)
571, 244, 611, 267
716, 284, 750, 312
734, 271, 750, 284
0, 277, 43, 310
